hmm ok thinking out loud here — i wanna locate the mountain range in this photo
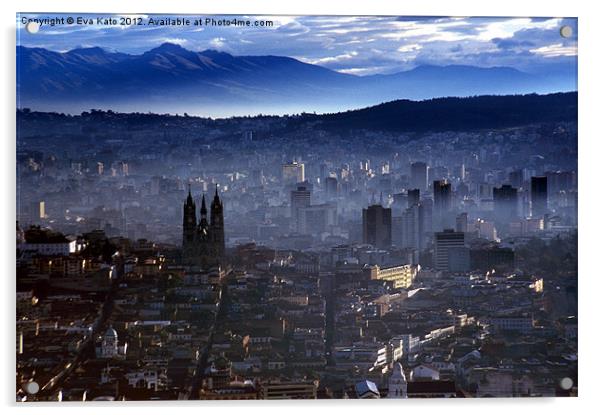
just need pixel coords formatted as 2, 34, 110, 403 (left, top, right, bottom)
17, 43, 577, 117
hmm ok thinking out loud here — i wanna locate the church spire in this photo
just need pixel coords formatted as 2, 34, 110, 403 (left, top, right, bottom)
213, 184, 220, 204
186, 184, 194, 206
200, 194, 207, 216
199, 193, 209, 232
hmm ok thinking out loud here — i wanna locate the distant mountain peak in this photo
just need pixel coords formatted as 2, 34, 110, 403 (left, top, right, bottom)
67, 46, 109, 55
16, 44, 575, 115
411, 64, 524, 73
148, 42, 189, 54
199, 49, 234, 59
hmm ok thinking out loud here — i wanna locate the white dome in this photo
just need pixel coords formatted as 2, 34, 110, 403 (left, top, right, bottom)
104, 327, 118, 338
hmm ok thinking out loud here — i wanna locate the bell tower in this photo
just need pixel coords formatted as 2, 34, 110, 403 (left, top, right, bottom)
182, 186, 196, 246
210, 185, 225, 259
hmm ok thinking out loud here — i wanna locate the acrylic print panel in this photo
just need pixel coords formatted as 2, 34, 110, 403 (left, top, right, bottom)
16, 13, 578, 401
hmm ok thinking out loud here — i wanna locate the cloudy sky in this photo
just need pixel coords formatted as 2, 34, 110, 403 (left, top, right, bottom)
17, 14, 577, 76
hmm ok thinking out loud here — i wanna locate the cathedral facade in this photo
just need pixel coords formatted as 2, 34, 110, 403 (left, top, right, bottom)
182, 186, 225, 267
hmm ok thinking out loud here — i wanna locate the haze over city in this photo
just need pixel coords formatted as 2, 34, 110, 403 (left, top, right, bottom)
16, 14, 578, 401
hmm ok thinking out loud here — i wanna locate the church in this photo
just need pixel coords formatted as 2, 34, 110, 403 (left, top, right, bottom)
182, 186, 225, 267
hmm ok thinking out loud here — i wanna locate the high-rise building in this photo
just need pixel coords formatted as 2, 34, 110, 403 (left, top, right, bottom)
545, 171, 575, 192
407, 189, 420, 207
28, 200, 46, 222
478, 183, 494, 201
282, 161, 305, 184
392, 193, 408, 215
530, 176, 548, 217
324, 176, 338, 200
298, 203, 337, 234
401, 204, 423, 253
433, 180, 452, 212
433, 180, 452, 229
410, 162, 428, 192
182, 186, 225, 267
456, 163, 466, 181
455, 212, 468, 233
448, 246, 471, 272
493, 184, 518, 222
420, 198, 433, 239
319, 163, 329, 180
290, 185, 311, 232
508, 170, 524, 188
363, 204, 392, 249
434, 229, 465, 271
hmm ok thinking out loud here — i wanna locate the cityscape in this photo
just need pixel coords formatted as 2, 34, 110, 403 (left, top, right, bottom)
16, 14, 578, 401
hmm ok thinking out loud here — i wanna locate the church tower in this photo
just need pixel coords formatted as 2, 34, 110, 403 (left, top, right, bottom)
182, 186, 196, 247
210, 185, 225, 258
181, 185, 225, 267
199, 194, 209, 236
100, 327, 119, 358
387, 362, 408, 398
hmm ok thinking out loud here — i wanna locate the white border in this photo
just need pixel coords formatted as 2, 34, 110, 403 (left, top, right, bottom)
2, 1, 600, 414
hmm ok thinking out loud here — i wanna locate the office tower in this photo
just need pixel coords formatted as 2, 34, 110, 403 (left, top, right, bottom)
508, 169, 524, 188
298, 203, 338, 234
282, 161, 305, 185
401, 204, 424, 253
546, 171, 576, 193
407, 189, 420, 207
434, 229, 465, 271
362, 204, 392, 249
392, 193, 408, 214
325, 176, 338, 200
290, 185, 311, 232
392, 192, 406, 203
456, 163, 466, 181
448, 246, 471, 272
28, 200, 46, 223
478, 183, 494, 201
433, 180, 452, 212
530, 176, 548, 217
433, 180, 452, 229
379, 174, 392, 195
319, 163, 328, 180
250, 169, 264, 186
455, 212, 468, 233
456, 182, 469, 199
410, 162, 428, 191
493, 184, 519, 222
420, 198, 433, 239
392, 216, 404, 246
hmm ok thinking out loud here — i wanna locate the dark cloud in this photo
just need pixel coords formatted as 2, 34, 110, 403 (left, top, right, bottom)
492, 38, 536, 50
